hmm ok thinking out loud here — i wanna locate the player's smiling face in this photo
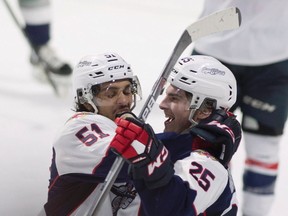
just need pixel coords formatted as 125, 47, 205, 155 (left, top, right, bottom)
95, 80, 133, 121
159, 85, 192, 133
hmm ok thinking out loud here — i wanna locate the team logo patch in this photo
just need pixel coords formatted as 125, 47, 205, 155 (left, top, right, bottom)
111, 182, 137, 215
202, 67, 225, 76
195, 149, 217, 161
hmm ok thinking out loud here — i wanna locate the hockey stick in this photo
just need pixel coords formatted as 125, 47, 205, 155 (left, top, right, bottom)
2, 0, 59, 95
89, 7, 241, 216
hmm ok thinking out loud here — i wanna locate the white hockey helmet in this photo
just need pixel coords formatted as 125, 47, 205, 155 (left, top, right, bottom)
72, 52, 142, 112
168, 55, 237, 112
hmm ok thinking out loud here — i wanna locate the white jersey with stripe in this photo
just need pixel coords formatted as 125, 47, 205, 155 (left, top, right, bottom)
45, 112, 140, 216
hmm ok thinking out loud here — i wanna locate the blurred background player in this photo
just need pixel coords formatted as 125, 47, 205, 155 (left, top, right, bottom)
191, 1, 288, 215
18, 0, 72, 83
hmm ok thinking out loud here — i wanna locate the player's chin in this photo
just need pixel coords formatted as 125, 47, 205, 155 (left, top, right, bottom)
163, 124, 175, 133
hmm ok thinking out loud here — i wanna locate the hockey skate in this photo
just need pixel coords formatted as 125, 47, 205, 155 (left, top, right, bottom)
30, 44, 72, 96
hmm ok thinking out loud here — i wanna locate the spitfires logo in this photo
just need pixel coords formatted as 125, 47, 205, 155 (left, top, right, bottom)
111, 182, 137, 214
77, 60, 92, 68
202, 67, 225, 76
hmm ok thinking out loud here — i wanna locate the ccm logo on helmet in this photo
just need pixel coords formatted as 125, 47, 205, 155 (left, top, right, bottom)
108, 65, 125, 70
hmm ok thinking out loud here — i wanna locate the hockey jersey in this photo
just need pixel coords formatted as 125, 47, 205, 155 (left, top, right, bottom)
43, 112, 141, 216
44, 112, 237, 215
134, 132, 238, 216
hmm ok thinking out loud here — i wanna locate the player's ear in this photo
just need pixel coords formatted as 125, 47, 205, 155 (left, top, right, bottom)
84, 103, 95, 112
197, 107, 212, 120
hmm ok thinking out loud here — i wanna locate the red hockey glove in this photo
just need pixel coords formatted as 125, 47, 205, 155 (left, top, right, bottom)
190, 109, 242, 167
110, 112, 174, 189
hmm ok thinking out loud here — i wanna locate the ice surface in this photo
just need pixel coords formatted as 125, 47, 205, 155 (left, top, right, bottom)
0, 0, 287, 215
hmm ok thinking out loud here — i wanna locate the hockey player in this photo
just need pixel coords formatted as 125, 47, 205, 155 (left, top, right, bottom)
41, 53, 143, 215
110, 55, 242, 215
18, 0, 72, 83
191, 1, 288, 215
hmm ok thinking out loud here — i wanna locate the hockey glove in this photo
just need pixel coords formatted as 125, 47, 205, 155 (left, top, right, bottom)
110, 112, 174, 189
190, 109, 242, 167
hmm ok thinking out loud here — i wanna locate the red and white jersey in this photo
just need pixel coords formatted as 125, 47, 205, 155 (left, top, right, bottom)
44, 112, 141, 216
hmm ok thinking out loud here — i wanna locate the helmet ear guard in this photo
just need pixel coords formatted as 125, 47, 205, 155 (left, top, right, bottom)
188, 98, 218, 126
75, 87, 98, 113
76, 88, 87, 105
131, 75, 142, 101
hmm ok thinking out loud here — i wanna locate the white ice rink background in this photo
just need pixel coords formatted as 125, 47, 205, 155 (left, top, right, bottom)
0, 0, 287, 215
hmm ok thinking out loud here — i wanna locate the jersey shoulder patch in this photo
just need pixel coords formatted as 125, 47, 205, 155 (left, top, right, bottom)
194, 149, 218, 162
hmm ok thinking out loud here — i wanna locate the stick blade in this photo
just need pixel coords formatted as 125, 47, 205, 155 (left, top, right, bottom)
187, 7, 241, 41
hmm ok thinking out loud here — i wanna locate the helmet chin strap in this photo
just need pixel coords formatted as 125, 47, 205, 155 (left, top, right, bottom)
90, 97, 99, 114
130, 94, 137, 111
188, 107, 198, 127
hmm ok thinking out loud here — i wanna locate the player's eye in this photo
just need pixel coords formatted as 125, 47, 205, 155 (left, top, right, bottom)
123, 85, 133, 95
